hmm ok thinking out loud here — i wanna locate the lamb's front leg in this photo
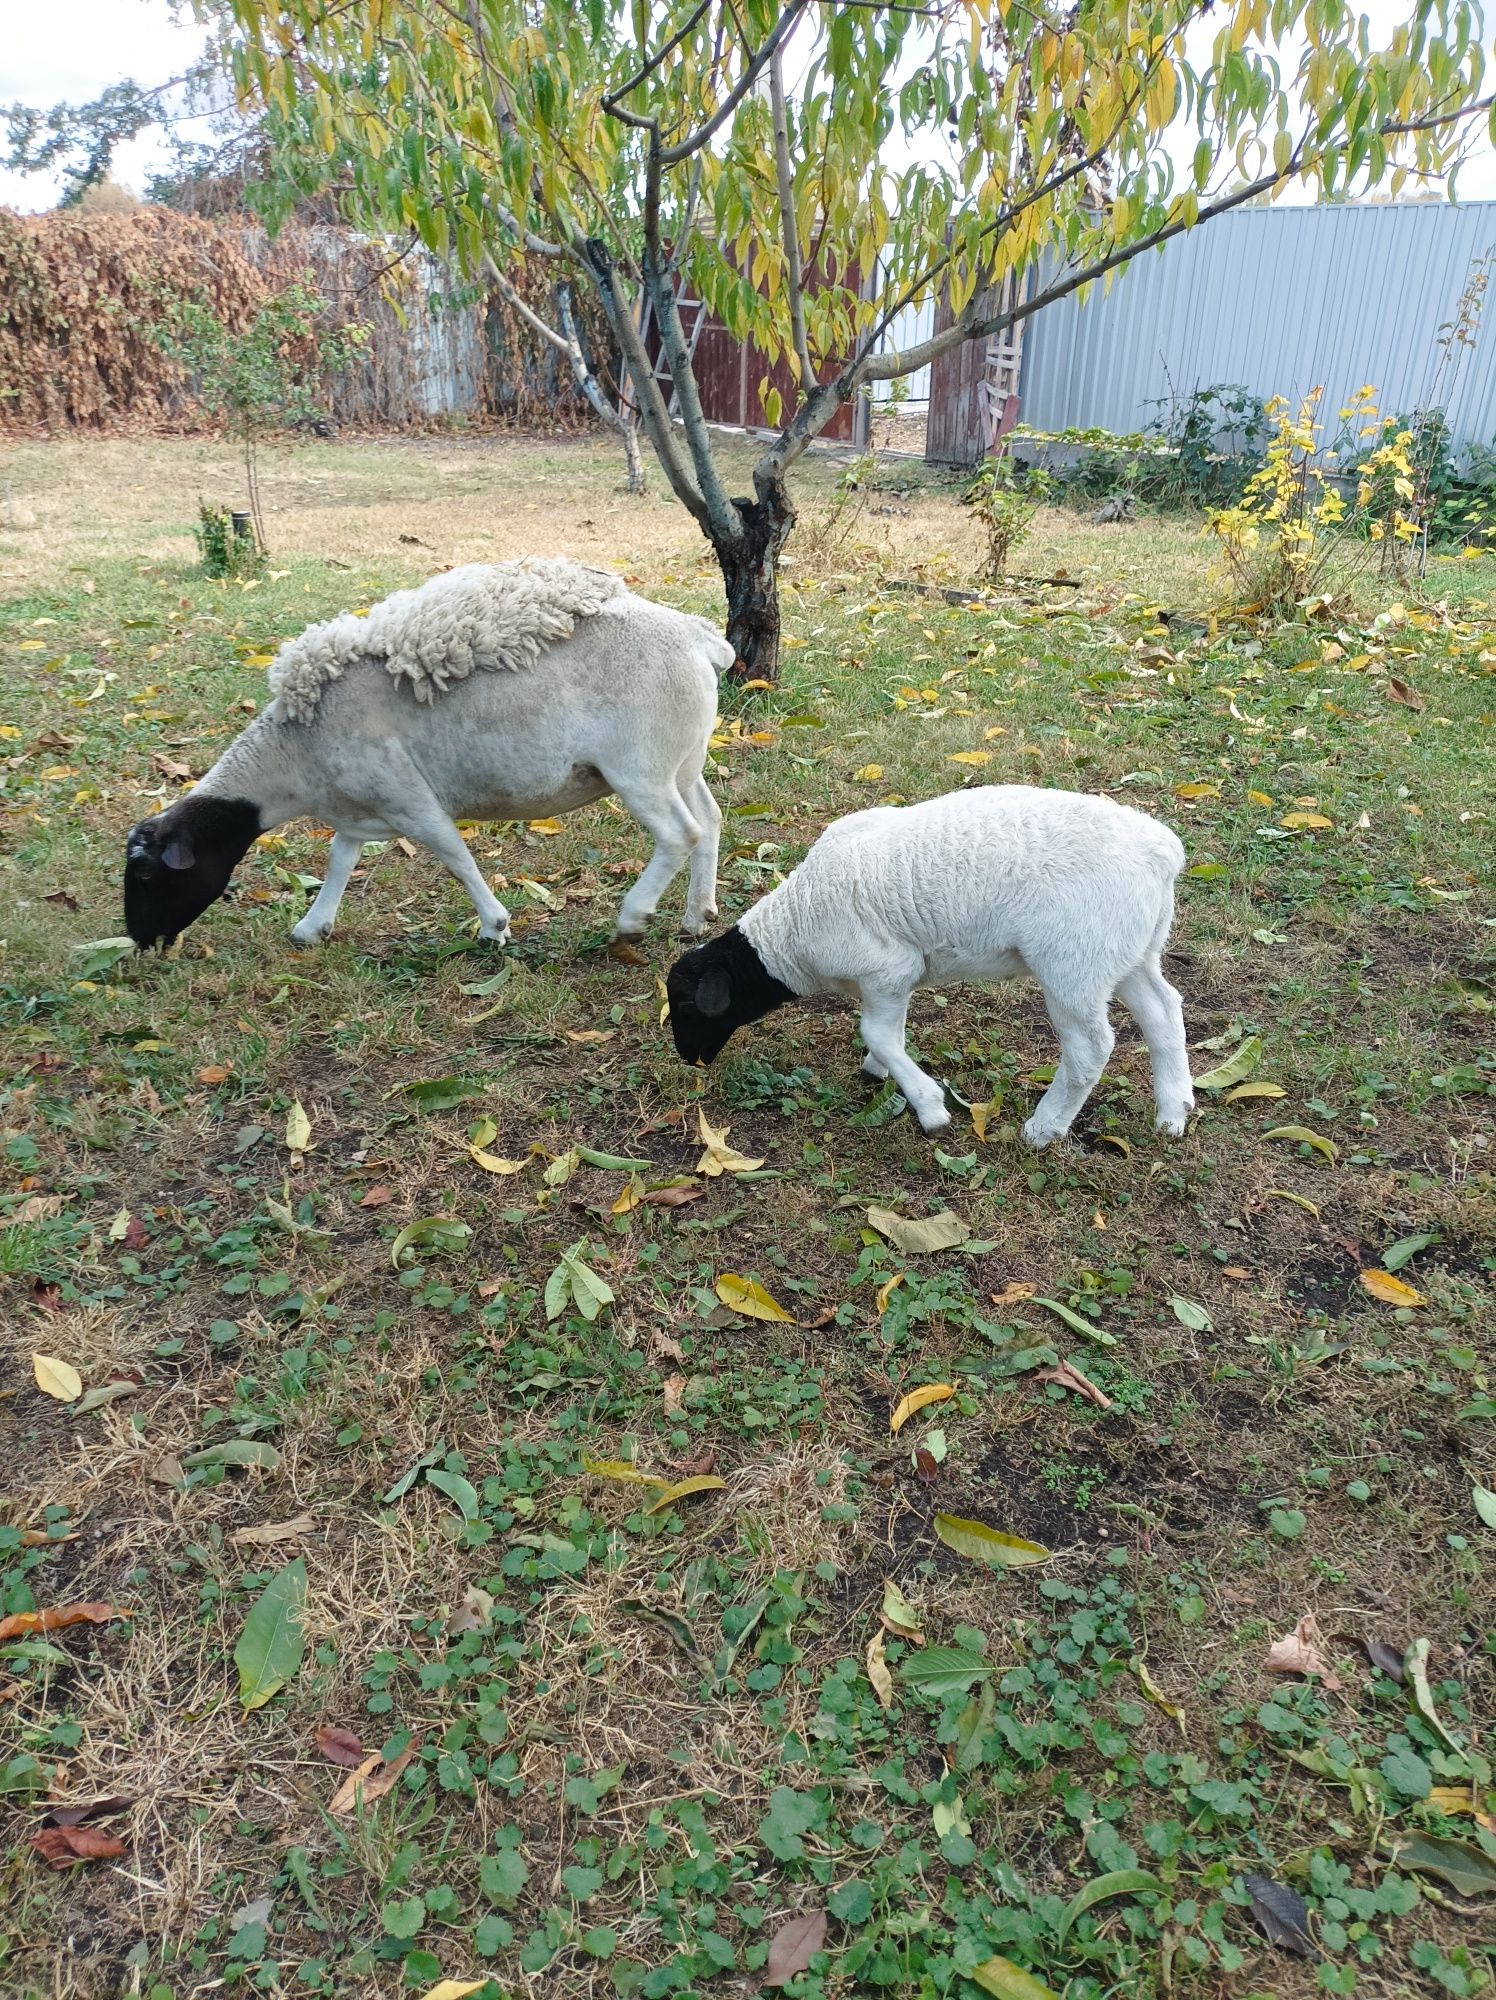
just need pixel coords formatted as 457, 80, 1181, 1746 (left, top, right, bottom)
858, 989, 949, 1134
291, 831, 366, 946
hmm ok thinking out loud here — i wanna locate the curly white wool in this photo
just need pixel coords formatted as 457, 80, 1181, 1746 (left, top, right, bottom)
738, 785, 1195, 1146
269, 556, 627, 722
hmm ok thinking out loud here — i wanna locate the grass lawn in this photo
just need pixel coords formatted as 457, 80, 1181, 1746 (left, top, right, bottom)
2, 432, 1494, 2000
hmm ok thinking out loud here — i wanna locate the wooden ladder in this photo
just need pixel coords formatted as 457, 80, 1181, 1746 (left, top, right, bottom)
623, 288, 708, 421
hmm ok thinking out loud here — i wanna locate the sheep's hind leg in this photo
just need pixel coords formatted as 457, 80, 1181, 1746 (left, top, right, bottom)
859, 990, 948, 1133
680, 773, 722, 936
1116, 959, 1194, 1136
611, 785, 700, 941
1024, 990, 1115, 1148
291, 831, 366, 947
397, 807, 510, 941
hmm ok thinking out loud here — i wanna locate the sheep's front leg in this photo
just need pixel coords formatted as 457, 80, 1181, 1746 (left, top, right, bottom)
397, 808, 510, 941
291, 831, 366, 947
1117, 960, 1194, 1135
858, 990, 949, 1134
1024, 991, 1115, 1147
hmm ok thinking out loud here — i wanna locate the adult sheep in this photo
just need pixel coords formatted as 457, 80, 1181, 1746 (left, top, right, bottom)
123, 558, 731, 952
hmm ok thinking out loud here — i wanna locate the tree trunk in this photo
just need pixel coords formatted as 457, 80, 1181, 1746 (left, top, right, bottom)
715, 485, 796, 685
620, 411, 648, 497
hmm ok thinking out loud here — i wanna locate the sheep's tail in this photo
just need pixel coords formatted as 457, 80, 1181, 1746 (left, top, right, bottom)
684, 614, 736, 678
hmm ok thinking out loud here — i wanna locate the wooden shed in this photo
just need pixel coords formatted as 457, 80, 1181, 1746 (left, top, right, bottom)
924, 271, 1029, 465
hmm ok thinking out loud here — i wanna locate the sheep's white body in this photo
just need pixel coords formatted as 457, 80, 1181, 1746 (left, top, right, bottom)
199, 561, 733, 944
739, 785, 1194, 1145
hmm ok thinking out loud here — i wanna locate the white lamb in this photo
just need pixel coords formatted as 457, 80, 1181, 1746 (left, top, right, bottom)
123, 558, 732, 951
667, 785, 1194, 1148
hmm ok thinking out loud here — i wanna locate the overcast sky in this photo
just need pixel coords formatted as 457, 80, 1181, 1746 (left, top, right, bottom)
5, 0, 1496, 212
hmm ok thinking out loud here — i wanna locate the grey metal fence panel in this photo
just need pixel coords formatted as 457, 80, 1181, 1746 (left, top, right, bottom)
1017, 202, 1496, 457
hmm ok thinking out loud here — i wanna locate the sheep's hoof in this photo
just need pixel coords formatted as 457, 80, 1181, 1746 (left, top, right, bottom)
679, 910, 717, 939
1155, 1105, 1193, 1138
478, 922, 510, 945
917, 1106, 953, 1136
861, 1055, 888, 1081
290, 920, 330, 948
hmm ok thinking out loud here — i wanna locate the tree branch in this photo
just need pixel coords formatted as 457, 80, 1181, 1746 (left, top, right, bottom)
769, 41, 813, 393
582, 237, 708, 519
656, 1, 808, 166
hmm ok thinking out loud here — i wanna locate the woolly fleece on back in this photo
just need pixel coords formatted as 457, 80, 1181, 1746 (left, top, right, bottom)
268, 556, 628, 723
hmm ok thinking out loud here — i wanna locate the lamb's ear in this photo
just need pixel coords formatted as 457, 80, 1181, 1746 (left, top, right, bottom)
161, 830, 196, 870
695, 965, 733, 1017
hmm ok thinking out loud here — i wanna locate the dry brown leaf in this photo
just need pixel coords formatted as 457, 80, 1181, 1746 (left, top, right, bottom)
5, 1194, 65, 1229
695, 1106, 765, 1177
18, 1529, 79, 1549
766, 1908, 828, 1987
195, 1063, 232, 1085
328, 1736, 421, 1815
609, 938, 649, 966
40, 1796, 134, 1828
228, 1515, 315, 1549
661, 1374, 687, 1416
314, 1724, 367, 1769
1265, 1613, 1343, 1691
640, 1182, 707, 1209
1386, 678, 1426, 711
650, 1329, 685, 1363
866, 1627, 894, 1709
359, 1185, 394, 1208
149, 1455, 186, 1488
1035, 1359, 1113, 1410
0, 1602, 132, 1643
990, 1282, 1037, 1307
29, 1825, 127, 1869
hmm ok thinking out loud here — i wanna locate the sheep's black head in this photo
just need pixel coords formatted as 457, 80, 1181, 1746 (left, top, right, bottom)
666, 924, 796, 1065
124, 794, 263, 949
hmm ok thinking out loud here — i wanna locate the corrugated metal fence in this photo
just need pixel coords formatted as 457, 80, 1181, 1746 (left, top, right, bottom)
1015, 200, 1496, 457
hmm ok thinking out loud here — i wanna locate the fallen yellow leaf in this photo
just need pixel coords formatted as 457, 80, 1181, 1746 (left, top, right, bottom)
1246, 789, 1275, 806
32, 1355, 83, 1403
852, 764, 884, 782
1360, 1269, 1427, 1307
527, 817, 565, 835
695, 1106, 765, 1177
1267, 1187, 1321, 1217
1174, 781, 1221, 799
866, 1627, 894, 1709
948, 750, 992, 766
875, 1273, 905, 1314
1281, 811, 1334, 831
415, 1983, 491, 2000
969, 1098, 1002, 1141
1224, 1080, 1286, 1101
714, 1273, 796, 1323
890, 1382, 956, 1433
1263, 1124, 1338, 1163
469, 1147, 527, 1175
285, 1099, 312, 1156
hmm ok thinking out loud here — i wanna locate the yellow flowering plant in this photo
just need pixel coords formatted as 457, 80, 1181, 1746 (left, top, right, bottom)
1209, 385, 1418, 617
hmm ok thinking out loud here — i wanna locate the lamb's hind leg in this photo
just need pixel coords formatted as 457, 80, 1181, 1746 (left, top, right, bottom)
1024, 989, 1115, 1147
610, 782, 701, 940
1116, 959, 1193, 1135
291, 830, 366, 946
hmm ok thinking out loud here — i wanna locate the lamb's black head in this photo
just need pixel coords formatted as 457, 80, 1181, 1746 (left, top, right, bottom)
123, 794, 263, 949
666, 924, 796, 1065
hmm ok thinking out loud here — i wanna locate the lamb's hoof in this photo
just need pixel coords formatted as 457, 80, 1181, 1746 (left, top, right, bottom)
290, 920, 330, 948
917, 1106, 953, 1137
861, 1055, 888, 1081
1021, 1116, 1070, 1150
679, 909, 717, 939
1155, 1104, 1193, 1138
478, 922, 510, 945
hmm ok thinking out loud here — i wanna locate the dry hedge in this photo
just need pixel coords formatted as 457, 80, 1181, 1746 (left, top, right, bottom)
0, 206, 616, 438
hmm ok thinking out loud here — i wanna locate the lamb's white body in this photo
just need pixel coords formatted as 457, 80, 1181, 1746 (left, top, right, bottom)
200, 562, 732, 945
740, 785, 1193, 1145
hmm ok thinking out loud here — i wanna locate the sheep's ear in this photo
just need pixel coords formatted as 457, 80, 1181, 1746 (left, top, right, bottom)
695, 966, 733, 1017
161, 831, 196, 870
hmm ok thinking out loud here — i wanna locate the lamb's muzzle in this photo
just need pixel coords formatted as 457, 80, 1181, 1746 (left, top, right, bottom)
666, 783, 1195, 1149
